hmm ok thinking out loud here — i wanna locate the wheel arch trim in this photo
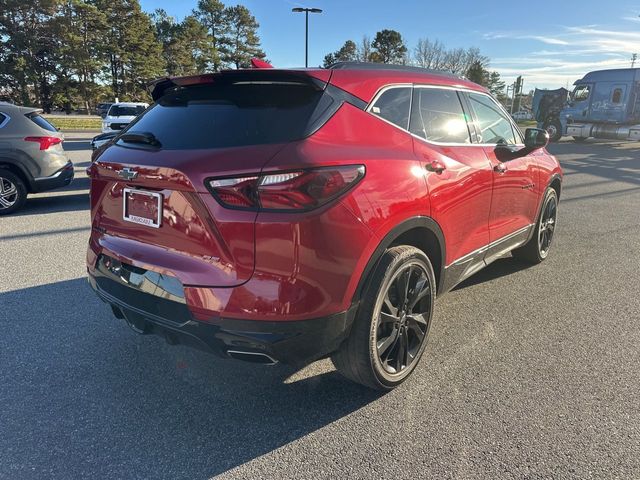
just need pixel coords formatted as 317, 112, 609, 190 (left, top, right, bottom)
0, 157, 35, 191
352, 216, 446, 303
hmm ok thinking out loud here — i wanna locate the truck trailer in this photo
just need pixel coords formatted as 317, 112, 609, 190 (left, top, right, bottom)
533, 68, 640, 142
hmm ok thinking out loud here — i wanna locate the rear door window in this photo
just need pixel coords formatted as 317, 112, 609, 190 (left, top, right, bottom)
28, 114, 57, 132
369, 87, 412, 130
409, 87, 472, 143
123, 82, 330, 150
467, 93, 518, 145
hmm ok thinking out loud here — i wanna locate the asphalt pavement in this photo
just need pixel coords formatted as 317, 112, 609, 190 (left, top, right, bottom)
0, 133, 639, 479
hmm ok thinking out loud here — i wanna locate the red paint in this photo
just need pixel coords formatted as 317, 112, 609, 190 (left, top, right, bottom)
87, 67, 562, 323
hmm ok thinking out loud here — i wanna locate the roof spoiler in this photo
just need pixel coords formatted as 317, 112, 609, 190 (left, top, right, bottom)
146, 62, 332, 102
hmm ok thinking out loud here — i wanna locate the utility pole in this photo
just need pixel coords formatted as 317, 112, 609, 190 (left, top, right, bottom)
632, 53, 638, 68
511, 76, 523, 114
292, 7, 323, 68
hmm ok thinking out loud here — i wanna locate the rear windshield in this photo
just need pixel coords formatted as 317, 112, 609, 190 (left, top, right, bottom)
123, 83, 326, 150
28, 114, 57, 132
109, 105, 146, 117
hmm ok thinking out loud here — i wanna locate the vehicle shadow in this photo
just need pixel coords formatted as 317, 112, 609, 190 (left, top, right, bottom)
453, 257, 533, 291
0, 278, 381, 479
13, 191, 89, 216
547, 141, 640, 189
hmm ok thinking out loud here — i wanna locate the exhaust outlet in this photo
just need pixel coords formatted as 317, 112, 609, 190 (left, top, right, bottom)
227, 350, 278, 365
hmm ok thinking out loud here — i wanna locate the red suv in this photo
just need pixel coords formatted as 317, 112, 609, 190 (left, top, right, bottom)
87, 63, 562, 390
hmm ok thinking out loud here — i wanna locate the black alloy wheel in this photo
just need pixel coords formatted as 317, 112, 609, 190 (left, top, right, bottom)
538, 192, 557, 258
375, 262, 431, 375
332, 246, 436, 390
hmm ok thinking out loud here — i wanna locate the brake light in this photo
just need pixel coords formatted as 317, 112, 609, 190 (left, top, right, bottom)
207, 165, 365, 211
24, 136, 62, 151
208, 175, 259, 208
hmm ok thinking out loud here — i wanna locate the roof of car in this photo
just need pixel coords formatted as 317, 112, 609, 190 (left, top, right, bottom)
111, 102, 148, 107
148, 63, 487, 103
0, 102, 42, 115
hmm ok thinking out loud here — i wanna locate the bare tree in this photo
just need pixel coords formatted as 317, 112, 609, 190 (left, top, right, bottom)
412, 39, 489, 75
413, 38, 445, 69
440, 48, 460, 74
357, 35, 372, 62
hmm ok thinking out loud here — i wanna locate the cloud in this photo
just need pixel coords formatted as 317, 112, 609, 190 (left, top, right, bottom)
526, 36, 569, 45
482, 23, 640, 88
482, 32, 569, 45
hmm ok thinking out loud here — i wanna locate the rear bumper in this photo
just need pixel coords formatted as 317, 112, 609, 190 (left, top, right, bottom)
32, 161, 74, 192
87, 254, 357, 365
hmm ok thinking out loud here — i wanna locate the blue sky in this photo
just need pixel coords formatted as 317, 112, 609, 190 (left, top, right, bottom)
140, 0, 640, 90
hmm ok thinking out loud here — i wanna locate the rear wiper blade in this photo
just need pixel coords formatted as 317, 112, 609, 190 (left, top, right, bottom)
120, 131, 161, 147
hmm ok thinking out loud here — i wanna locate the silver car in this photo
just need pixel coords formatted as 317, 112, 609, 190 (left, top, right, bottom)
0, 102, 73, 214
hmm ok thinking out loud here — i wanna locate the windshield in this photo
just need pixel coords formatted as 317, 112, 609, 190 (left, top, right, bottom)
108, 105, 146, 117
123, 82, 326, 150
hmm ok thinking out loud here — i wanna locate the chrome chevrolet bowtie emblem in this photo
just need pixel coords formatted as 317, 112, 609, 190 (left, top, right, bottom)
118, 167, 138, 180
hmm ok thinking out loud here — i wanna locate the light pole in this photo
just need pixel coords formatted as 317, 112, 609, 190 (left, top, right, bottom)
292, 7, 322, 67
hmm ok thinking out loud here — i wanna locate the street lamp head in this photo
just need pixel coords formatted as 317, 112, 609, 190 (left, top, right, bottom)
291, 7, 323, 13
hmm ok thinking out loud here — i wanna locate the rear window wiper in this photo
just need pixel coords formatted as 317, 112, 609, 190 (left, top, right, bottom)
119, 131, 161, 148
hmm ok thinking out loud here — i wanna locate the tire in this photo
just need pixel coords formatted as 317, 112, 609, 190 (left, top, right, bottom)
573, 136, 588, 142
0, 169, 27, 215
544, 118, 563, 142
512, 188, 558, 264
332, 245, 436, 390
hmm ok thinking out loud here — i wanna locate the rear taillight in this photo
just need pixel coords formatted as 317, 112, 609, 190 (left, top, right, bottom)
207, 165, 365, 211
24, 136, 62, 151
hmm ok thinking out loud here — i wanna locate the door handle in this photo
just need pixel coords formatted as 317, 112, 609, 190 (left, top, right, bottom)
425, 159, 446, 174
494, 163, 507, 174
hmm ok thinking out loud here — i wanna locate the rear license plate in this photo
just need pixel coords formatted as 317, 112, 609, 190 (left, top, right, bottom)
123, 188, 162, 228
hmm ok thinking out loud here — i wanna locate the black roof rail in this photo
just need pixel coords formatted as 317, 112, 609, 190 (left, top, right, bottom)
328, 61, 464, 80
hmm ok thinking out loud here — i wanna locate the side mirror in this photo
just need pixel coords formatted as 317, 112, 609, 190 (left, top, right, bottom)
495, 128, 549, 162
524, 128, 549, 150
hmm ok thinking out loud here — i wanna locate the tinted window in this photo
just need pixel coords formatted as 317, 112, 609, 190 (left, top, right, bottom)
124, 83, 327, 150
28, 114, 57, 132
369, 87, 411, 130
612, 88, 623, 104
0, 113, 7, 128
468, 93, 517, 145
409, 88, 471, 143
109, 105, 146, 117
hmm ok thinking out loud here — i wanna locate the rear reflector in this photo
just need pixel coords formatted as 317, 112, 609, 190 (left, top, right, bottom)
207, 165, 365, 212
24, 136, 63, 151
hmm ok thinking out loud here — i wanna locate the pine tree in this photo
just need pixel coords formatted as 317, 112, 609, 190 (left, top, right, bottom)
193, 0, 227, 71
221, 5, 265, 69
95, 0, 165, 101
371, 30, 407, 64
53, 0, 108, 112
0, 0, 59, 109
165, 16, 218, 75
466, 60, 489, 86
322, 40, 357, 68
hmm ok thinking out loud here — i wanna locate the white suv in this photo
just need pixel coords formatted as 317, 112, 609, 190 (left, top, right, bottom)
102, 102, 148, 133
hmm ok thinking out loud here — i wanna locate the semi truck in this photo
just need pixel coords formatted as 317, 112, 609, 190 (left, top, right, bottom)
533, 68, 640, 142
